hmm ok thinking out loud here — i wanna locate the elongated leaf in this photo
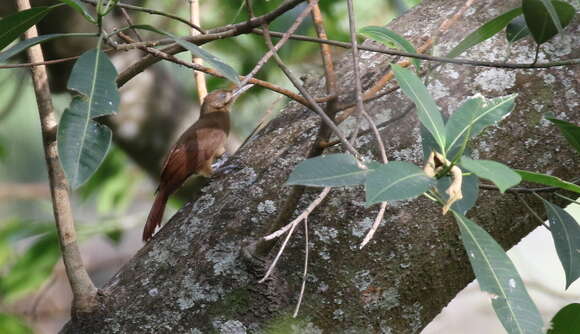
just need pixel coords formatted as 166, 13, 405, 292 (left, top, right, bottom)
59, 0, 95, 23
460, 157, 521, 193
365, 161, 435, 205
68, 49, 119, 117
0, 233, 60, 303
287, 153, 367, 187
0, 314, 33, 334
516, 170, 580, 193
445, 94, 517, 158
58, 97, 112, 188
0, 33, 95, 63
132, 25, 240, 85
522, 0, 575, 44
359, 26, 421, 70
447, 8, 522, 58
547, 303, 580, 334
391, 64, 446, 152
506, 16, 531, 43
454, 212, 544, 334
0, 6, 57, 51
547, 118, 580, 154
436, 170, 479, 215
543, 200, 580, 289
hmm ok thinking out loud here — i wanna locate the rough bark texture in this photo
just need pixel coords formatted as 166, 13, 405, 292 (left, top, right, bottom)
63, 0, 579, 332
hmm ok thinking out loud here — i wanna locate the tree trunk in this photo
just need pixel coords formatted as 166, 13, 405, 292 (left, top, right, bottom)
62, 0, 580, 332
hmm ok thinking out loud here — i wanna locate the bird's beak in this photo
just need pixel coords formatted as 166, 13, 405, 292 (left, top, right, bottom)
230, 84, 254, 101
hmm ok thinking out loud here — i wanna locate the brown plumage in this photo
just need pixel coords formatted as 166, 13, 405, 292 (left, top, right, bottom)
143, 88, 246, 241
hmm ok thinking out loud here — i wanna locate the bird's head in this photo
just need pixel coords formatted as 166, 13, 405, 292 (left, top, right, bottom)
202, 85, 254, 112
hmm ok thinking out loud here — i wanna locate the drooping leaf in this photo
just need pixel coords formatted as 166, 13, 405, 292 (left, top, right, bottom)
453, 212, 544, 334
132, 25, 240, 85
421, 124, 438, 162
516, 170, 580, 193
0, 6, 57, 51
0, 33, 95, 63
287, 153, 368, 187
391, 64, 446, 152
446, 8, 522, 58
365, 161, 435, 205
543, 200, 580, 289
359, 26, 421, 70
436, 170, 479, 215
0, 314, 33, 334
522, 0, 575, 44
445, 94, 517, 158
59, 0, 95, 23
506, 16, 531, 43
547, 303, 580, 334
460, 157, 521, 193
67, 49, 120, 118
0, 233, 60, 303
57, 97, 113, 189
547, 118, 580, 154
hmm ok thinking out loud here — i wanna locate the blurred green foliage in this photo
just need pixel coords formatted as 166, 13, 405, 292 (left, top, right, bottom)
0, 313, 33, 334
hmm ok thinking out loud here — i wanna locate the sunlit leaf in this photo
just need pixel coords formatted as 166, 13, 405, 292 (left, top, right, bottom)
453, 212, 544, 334
522, 0, 575, 44
0, 233, 60, 303
436, 170, 479, 215
460, 157, 521, 193
365, 161, 435, 205
506, 16, 531, 43
546, 118, 580, 154
446, 8, 522, 58
0, 33, 95, 63
59, 0, 95, 23
516, 170, 580, 193
547, 303, 580, 334
392, 64, 446, 152
360, 26, 421, 70
445, 94, 517, 158
543, 200, 580, 289
57, 97, 112, 189
0, 6, 57, 51
287, 153, 368, 187
0, 314, 33, 334
132, 25, 240, 85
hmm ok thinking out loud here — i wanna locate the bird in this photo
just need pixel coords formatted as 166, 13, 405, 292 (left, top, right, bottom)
143, 85, 252, 242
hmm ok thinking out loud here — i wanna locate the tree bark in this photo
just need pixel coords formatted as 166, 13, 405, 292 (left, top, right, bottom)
62, 0, 579, 332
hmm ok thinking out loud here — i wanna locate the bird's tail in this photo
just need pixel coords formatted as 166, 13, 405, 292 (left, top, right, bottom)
143, 189, 169, 242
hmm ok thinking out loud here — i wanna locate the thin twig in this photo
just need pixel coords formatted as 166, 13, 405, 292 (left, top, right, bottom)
360, 202, 388, 249
189, 0, 207, 102
555, 193, 580, 206
15, 0, 97, 314
293, 216, 309, 317
118, 7, 143, 42
514, 192, 550, 229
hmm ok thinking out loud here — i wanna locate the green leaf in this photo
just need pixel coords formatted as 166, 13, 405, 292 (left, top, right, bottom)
547, 303, 580, 334
391, 64, 446, 152
454, 212, 544, 334
543, 200, 580, 289
365, 161, 435, 205
522, 0, 575, 44
59, 0, 96, 23
287, 153, 368, 187
132, 25, 240, 85
506, 16, 531, 43
0, 33, 95, 63
547, 118, 580, 154
445, 94, 517, 158
359, 26, 421, 70
436, 170, 479, 215
0, 314, 33, 334
57, 97, 112, 189
0, 6, 57, 51
460, 157, 521, 193
0, 233, 60, 303
446, 8, 522, 58
68, 49, 120, 118
516, 170, 580, 193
